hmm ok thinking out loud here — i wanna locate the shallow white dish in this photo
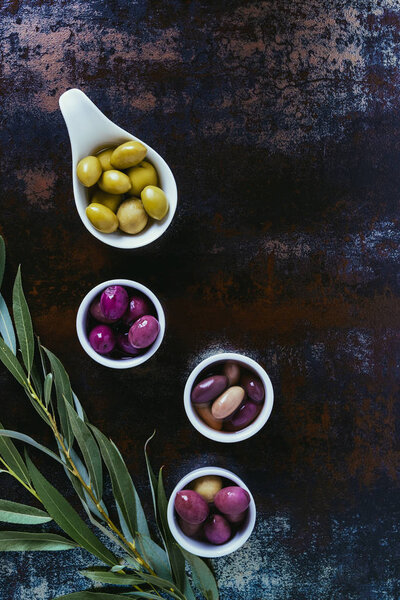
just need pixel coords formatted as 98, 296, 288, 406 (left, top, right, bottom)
76, 278, 165, 369
184, 352, 274, 443
167, 466, 256, 558
59, 88, 177, 249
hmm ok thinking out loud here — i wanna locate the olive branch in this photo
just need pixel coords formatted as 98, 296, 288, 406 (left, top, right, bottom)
0, 235, 218, 600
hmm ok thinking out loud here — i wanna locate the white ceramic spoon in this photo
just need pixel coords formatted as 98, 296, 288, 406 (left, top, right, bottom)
59, 88, 177, 249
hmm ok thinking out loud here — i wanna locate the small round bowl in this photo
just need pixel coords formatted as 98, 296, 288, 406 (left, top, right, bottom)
76, 278, 165, 369
184, 352, 274, 443
167, 467, 256, 558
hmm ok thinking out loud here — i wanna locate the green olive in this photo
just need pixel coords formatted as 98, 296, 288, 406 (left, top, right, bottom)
111, 140, 147, 169
76, 156, 102, 187
117, 198, 148, 234
127, 161, 158, 196
141, 185, 169, 220
86, 203, 119, 233
97, 147, 115, 171
91, 189, 122, 213
98, 170, 131, 195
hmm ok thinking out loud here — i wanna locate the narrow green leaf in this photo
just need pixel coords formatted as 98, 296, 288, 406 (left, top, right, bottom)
180, 548, 219, 600
136, 534, 171, 580
30, 361, 43, 399
124, 594, 165, 599
90, 426, 138, 541
0, 531, 78, 551
26, 455, 117, 566
144, 432, 158, 521
0, 499, 51, 524
0, 293, 16, 354
73, 392, 88, 422
183, 576, 197, 600
0, 337, 27, 387
24, 388, 51, 426
65, 403, 103, 500
80, 567, 143, 585
0, 236, 5, 290
44, 373, 53, 408
0, 420, 30, 485
42, 346, 74, 446
0, 429, 65, 466
157, 467, 186, 592
12, 266, 34, 375
135, 572, 185, 600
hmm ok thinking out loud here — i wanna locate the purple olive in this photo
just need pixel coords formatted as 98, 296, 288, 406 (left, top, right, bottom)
100, 285, 129, 321
225, 510, 247, 524
178, 516, 202, 538
204, 514, 231, 545
128, 315, 159, 349
240, 371, 265, 404
224, 400, 261, 431
117, 332, 141, 356
89, 298, 116, 324
89, 325, 116, 354
214, 486, 250, 516
191, 375, 228, 405
122, 293, 153, 326
174, 490, 209, 524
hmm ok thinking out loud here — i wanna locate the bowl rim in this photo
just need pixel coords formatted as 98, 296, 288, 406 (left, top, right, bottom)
76, 278, 165, 369
184, 352, 274, 443
167, 466, 256, 558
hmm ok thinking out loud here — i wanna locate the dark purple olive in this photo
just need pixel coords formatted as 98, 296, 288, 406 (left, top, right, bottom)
225, 510, 247, 524
174, 490, 209, 524
224, 400, 261, 431
214, 486, 250, 516
89, 325, 116, 354
100, 285, 129, 321
122, 293, 153, 326
191, 375, 228, 405
204, 514, 231, 545
128, 315, 159, 349
240, 371, 265, 404
117, 333, 141, 356
178, 516, 202, 538
89, 298, 116, 324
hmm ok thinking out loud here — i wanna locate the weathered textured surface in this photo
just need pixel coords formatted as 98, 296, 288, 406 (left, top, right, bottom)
1, 0, 400, 598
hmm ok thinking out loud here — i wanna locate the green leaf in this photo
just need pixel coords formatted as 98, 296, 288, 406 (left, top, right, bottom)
124, 594, 165, 599
0, 499, 51, 524
136, 534, 171, 580
144, 435, 186, 594
26, 455, 117, 566
80, 567, 143, 585
157, 468, 186, 592
0, 236, 5, 290
0, 429, 65, 466
0, 336, 27, 387
44, 373, 53, 408
0, 293, 16, 354
90, 426, 139, 542
0, 420, 30, 486
12, 266, 34, 375
180, 548, 219, 600
30, 361, 43, 399
24, 388, 51, 426
42, 346, 74, 446
0, 531, 78, 551
65, 403, 103, 500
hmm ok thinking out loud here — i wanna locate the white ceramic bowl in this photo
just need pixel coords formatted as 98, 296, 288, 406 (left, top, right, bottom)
59, 89, 177, 249
167, 466, 256, 558
76, 278, 165, 369
184, 352, 274, 443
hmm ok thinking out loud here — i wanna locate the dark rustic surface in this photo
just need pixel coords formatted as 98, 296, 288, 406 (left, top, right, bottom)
1, 0, 400, 598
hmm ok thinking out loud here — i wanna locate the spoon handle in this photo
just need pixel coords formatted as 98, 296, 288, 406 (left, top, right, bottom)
59, 88, 127, 159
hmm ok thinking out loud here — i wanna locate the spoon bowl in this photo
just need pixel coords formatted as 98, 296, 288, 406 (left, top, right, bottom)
59, 88, 177, 249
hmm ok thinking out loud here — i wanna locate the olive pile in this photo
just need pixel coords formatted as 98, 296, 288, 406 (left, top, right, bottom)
174, 475, 250, 545
87, 284, 160, 359
191, 360, 265, 432
76, 141, 169, 235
